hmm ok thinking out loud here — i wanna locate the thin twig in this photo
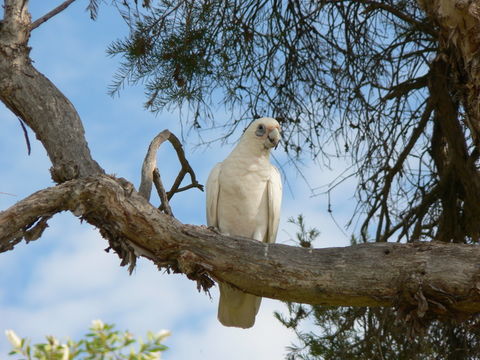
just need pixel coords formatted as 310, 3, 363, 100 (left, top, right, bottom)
30, 0, 77, 30
153, 168, 173, 216
0, 192, 17, 197
17, 117, 31, 155
165, 132, 204, 200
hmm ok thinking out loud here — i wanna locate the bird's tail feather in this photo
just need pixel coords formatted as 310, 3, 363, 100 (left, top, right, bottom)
218, 283, 262, 329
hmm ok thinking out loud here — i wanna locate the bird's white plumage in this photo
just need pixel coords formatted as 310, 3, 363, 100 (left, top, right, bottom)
267, 166, 282, 243
206, 117, 282, 328
206, 163, 221, 229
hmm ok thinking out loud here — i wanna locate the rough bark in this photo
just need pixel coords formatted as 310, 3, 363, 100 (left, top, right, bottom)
2, 174, 480, 321
415, 0, 480, 242
0, 0, 103, 181
419, 1, 480, 132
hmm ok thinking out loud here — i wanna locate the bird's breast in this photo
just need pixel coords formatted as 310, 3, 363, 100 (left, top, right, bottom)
216, 160, 271, 239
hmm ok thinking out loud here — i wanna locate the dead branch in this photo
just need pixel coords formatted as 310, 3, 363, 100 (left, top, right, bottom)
138, 129, 203, 213
153, 168, 173, 216
30, 0, 77, 30
164, 132, 204, 200
139, 130, 170, 200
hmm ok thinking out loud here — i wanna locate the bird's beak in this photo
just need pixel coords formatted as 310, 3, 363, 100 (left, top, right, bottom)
266, 128, 281, 149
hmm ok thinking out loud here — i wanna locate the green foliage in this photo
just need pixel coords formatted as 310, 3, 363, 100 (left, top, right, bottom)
5, 320, 170, 360
287, 215, 320, 249
105, 0, 457, 243
277, 305, 480, 360
107, 0, 433, 158
86, 0, 101, 20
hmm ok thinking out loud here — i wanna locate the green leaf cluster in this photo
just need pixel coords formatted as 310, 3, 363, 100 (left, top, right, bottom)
5, 321, 170, 360
277, 305, 480, 360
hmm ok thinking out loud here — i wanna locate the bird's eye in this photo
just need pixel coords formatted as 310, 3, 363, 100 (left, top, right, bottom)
255, 124, 266, 136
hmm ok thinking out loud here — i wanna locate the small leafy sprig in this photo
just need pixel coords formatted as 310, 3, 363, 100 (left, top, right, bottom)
5, 320, 170, 360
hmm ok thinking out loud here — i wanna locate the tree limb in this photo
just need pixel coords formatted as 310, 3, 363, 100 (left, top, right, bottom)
30, 0, 77, 30
139, 130, 171, 200
381, 74, 429, 101
139, 129, 203, 206
2, 174, 480, 323
0, 0, 104, 182
152, 168, 173, 216
2, 0, 31, 47
361, 0, 437, 37
164, 132, 204, 200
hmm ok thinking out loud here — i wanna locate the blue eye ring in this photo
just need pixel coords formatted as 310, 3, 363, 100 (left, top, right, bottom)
255, 124, 266, 136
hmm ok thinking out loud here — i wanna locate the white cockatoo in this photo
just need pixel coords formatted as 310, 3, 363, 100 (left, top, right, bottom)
206, 117, 282, 328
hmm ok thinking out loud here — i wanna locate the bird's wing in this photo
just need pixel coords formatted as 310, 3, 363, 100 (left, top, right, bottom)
206, 162, 222, 228
266, 165, 282, 243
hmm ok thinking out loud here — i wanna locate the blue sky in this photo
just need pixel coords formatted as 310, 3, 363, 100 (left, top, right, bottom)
0, 1, 354, 359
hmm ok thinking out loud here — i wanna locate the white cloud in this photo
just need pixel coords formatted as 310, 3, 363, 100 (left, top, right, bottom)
0, 215, 300, 360
167, 299, 296, 360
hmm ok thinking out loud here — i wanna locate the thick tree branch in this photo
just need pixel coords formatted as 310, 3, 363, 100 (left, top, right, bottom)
2, 175, 480, 322
0, 0, 104, 181
362, 0, 437, 37
0, 182, 72, 252
2, 0, 31, 48
0, 64, 105, 181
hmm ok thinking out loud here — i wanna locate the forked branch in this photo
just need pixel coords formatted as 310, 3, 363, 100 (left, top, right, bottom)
138, 129, 203, 214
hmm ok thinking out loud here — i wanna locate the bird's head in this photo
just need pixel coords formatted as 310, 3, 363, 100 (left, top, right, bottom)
246, 117, 281, 150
